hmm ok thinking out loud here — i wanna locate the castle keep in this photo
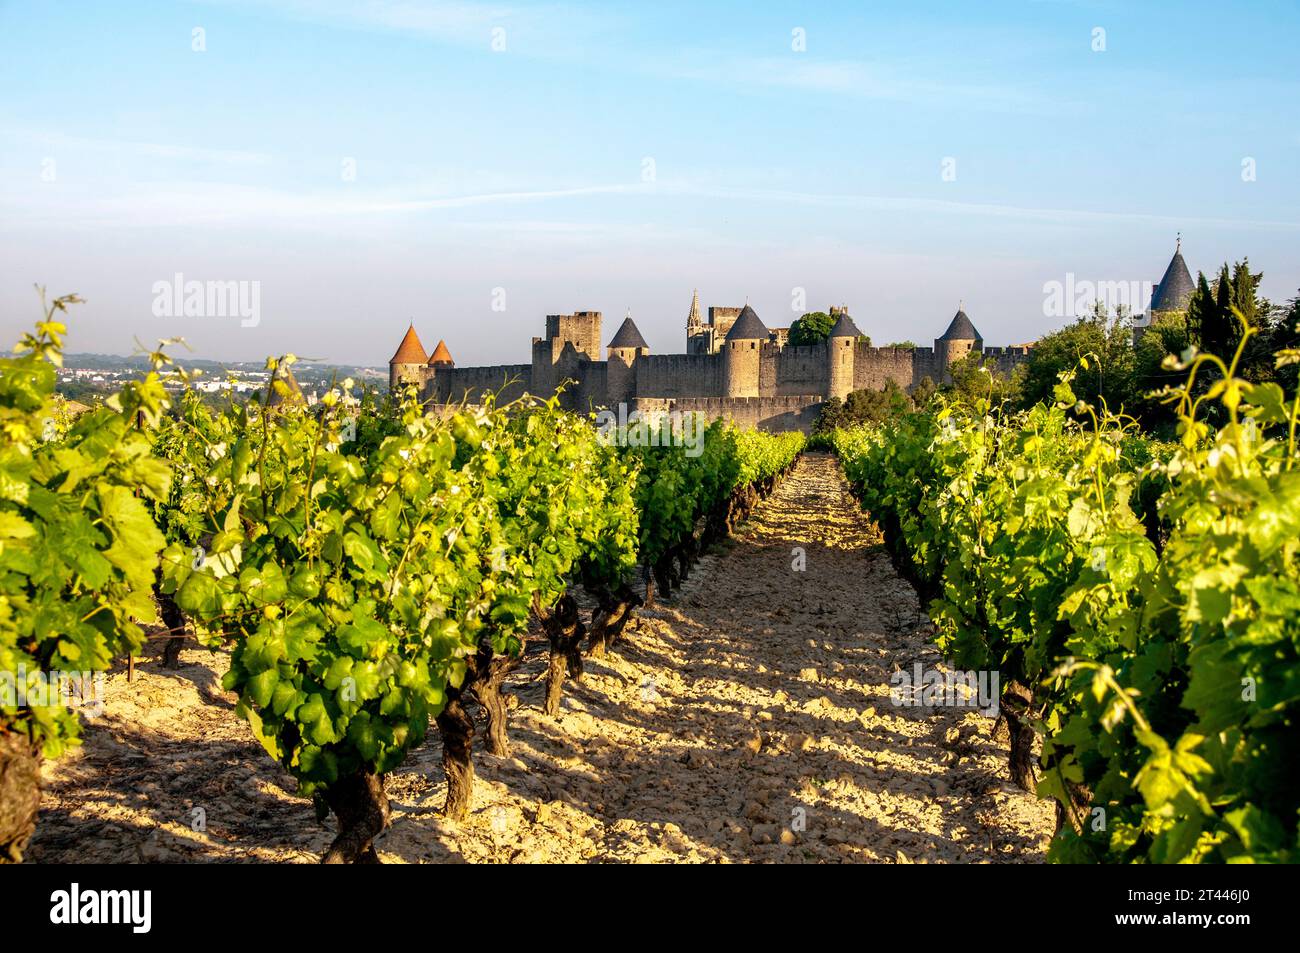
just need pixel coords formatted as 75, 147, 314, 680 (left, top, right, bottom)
390, 294, 1031, 432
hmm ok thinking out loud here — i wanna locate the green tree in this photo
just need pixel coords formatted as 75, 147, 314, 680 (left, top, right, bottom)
1185, 272, 1216, 352
1267, 294, 1300, 394
1019, 309, 1136, 414
813, 380, 914, 433
1132, 311, 1192, 431
787, 311, 834, 346
1180, 259, 1273, 425
1187, 259, 1263, 359
911, 375, 937, 408
1231, 260, 1261, 324
947, 353, 1024, 410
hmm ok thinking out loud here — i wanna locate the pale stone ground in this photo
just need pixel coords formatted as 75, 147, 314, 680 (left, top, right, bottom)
28, 453, 1053, 863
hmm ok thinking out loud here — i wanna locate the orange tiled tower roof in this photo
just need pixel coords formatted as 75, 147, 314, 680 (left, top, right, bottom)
427, 339, 454, 366
389, 322, 427, 364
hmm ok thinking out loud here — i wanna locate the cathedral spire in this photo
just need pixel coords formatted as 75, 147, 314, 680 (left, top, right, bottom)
686, 288, 701, 327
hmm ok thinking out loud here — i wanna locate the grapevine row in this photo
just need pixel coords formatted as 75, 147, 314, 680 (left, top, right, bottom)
835, 320, 1300, 862
0, 305, 803, 862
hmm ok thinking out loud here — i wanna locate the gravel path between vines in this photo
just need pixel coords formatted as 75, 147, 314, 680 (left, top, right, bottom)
28, 452, 1053, 864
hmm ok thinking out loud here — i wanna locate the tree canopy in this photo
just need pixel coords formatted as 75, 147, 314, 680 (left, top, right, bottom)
1020, 305, 1137, 416
788, 312, 834, 346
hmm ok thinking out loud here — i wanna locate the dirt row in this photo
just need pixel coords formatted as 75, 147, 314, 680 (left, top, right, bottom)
28, 452, 1053, 863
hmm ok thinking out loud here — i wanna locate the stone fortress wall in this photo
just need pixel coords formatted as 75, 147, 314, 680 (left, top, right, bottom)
390, 295, 1031, 433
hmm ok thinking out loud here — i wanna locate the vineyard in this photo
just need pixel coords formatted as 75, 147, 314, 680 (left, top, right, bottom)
836, 321, 1300, 863
2, 298, 1296, 864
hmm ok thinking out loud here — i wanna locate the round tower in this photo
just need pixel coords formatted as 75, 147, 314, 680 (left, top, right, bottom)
826, 310, 861, 400
722, 304, 767, 398
421, 338, 454, 400
935, 304, 982, 381
606, 312, 649, 406
389, 322, 429, 391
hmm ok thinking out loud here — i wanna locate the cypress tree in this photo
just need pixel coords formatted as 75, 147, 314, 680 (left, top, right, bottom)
1213, 265, 1235, 354
1230, 258, 1261, 328
1185, 272, 1216, 351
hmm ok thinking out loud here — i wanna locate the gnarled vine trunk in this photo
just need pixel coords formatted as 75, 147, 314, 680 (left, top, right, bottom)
437, 634, 520, 819
437, 682, 476, 821
157, 587, 187, 669
467, 644, 518, 758
652, 558, 673, 601
1002, 680, 1038, 792
322, 768, 389, 863
540, 594, 586, 717
0, 733, 41, 864
586, 583, 640, 658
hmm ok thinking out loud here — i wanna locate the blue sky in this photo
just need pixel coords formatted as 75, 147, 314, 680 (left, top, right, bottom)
2, 0, 1298, 366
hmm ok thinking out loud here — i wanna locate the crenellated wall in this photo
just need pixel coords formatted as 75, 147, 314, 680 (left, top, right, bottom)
428, 364, 531, 405
633, 395, 823, 434
852, 344, 923, 391
774, 344, 827, 396
634, 353, 722, 398
982, 345, 1032, 377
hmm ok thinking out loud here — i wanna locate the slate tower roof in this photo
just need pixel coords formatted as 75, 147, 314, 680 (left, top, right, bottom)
725, 304, 769, 341
938, 307, 982, 342
828, 311, 863, 338
1149, 240, 1195, 313
608, 313, 649, 349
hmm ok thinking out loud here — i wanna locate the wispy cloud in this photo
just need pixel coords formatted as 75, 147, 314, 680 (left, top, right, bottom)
650, 54, 1044, 112
201, 0, 606, 50
652, 183, 1300, 232
1, 128, 272, 166
0, 180, 653, 227
7, 174, 1297, 234
201, 0, 1042, 111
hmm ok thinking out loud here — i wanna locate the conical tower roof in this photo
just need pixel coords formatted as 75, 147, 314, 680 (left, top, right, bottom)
608, 313, 649, 349
389, 322, 428, 364
1149, 239, 1195, 313
725, 304, 769, 341
828, 311, 863, 338
427, 339, 454, 366
939, 306, 981, 342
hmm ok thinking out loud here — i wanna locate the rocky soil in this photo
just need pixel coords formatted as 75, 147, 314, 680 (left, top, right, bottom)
27, 452, 1053, 863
